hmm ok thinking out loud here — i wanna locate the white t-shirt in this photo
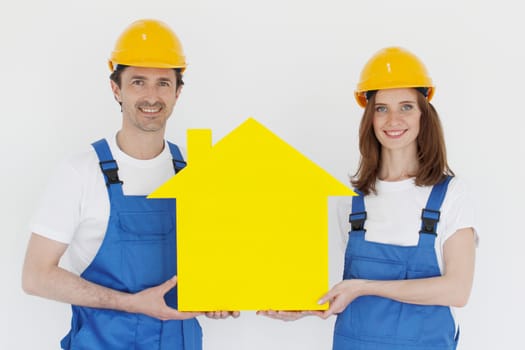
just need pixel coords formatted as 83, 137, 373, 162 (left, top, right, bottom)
336, 176, 477, 273
29, 135, 184, 275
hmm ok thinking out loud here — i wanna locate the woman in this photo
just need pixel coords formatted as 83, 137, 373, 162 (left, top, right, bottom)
324, 46, 477, 350
260, 47, 477, 350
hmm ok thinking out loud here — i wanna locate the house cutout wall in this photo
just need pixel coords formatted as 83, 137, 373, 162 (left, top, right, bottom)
149, 117, 356, 311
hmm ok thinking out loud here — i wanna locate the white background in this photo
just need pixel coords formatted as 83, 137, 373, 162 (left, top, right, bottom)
1, 0, 523, 349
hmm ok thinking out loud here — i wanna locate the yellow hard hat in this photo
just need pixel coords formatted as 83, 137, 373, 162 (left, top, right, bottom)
108, 19, 187, 72
354, 47, 434, 107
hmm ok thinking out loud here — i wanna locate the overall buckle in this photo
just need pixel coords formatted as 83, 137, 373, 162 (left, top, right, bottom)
420, 208, 440, 235
99, 160, 123, 185
349, 211, 367, 231
172, 159, 187, 174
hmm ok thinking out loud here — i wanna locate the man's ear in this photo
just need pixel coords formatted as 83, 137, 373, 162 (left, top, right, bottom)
175, 85, 183, 100
110, 80, 122, 103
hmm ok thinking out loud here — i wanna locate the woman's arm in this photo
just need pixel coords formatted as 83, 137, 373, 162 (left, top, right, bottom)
320, 227, 476, 318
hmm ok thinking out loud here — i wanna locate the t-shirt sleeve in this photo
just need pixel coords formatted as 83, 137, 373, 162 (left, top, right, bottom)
29, 158, 83, 244
440, 177, 478, 246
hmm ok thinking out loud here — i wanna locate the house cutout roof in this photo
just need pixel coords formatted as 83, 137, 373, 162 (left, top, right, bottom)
149, 117, 356, 311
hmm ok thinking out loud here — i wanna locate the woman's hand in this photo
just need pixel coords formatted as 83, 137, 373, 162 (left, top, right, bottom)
256, 280, 366, 321
256, 310, 324, 321
318, 279, 366, 319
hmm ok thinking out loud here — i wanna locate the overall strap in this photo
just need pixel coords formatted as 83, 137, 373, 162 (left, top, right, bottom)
349, 189, 367, 232
418, 175, 453, 247
167, 141, 187, 173
92, 139, 186, 199
92, 139, 124, 198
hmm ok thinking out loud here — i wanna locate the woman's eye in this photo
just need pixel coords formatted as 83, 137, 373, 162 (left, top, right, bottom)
375, 106, 387, 113
401, 104, 413, 111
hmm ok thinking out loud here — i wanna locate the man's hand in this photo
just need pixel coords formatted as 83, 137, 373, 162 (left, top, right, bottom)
22, 234, 202, 321
125, 276, 202, 321
204, 311, 241, 319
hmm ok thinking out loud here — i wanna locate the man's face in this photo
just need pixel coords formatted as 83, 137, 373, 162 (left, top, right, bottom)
111, 66, 181, 134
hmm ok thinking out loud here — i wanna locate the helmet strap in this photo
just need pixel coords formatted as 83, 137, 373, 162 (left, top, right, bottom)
416, 87, 429, 97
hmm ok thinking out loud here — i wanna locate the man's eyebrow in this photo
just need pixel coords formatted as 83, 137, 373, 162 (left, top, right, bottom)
129, 75, 174, 83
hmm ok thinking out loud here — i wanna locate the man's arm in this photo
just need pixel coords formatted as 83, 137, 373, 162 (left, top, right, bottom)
22, 233, 201, 321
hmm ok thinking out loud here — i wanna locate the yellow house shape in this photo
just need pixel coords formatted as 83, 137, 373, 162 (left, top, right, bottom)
149, 117, 355, 311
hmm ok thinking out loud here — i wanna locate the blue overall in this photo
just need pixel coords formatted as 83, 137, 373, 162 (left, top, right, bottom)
333, 176, 459, 350
60, 139, 202, 350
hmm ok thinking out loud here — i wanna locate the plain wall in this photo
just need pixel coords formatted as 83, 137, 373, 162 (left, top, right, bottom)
2, 0, 523, 349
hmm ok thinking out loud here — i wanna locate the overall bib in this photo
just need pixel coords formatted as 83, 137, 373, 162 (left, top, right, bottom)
61, 139, 202, 350
333, 176, 459, 350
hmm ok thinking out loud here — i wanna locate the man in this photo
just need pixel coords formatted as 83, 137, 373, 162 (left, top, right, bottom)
22, 19, 237, 350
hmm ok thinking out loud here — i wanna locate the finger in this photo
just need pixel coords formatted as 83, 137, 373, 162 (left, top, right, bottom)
159, 308, 203, 321
263, 313, 286, 320
160, 276, 178, 294
205, 311, 219, 319
177, 311, 203, 320
321, 307, 335, 319
256, 310, 279, 319
212, 311, 224, 319
282, 311, 304, 321
321, 304, 338, 319
205, 311, 231, 319
305, 310, 325, 318
268, 311, 299, 321
301, 310, 324, 317
256, 310, 274, 316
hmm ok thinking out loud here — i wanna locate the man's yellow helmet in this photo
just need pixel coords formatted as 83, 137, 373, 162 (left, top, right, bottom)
109, 19, 186, 73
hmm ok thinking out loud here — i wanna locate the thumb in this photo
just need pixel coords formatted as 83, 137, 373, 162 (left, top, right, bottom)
161, 275, 178, 294
317, 290, 333, 306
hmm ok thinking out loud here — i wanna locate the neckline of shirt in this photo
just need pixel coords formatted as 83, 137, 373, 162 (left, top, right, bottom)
376, 177, 416, 193
108, 134, 172, 169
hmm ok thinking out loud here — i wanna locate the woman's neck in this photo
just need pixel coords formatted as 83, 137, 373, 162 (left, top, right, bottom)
378, 148, 419, 182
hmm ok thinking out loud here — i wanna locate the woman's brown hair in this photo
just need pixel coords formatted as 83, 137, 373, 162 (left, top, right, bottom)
351, 90, 454, 195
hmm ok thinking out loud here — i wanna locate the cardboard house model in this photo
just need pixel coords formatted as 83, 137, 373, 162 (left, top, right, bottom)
149, 118, 355, 311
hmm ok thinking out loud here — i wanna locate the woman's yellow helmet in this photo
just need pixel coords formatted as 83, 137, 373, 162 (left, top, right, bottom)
355, 47, 434, 107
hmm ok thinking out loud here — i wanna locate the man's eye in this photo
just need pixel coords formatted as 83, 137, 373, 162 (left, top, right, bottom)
132, 80, 144, 86
159, 81, 171, 87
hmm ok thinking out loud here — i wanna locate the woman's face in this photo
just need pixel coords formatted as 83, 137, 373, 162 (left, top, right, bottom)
372, 88, 421, 153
